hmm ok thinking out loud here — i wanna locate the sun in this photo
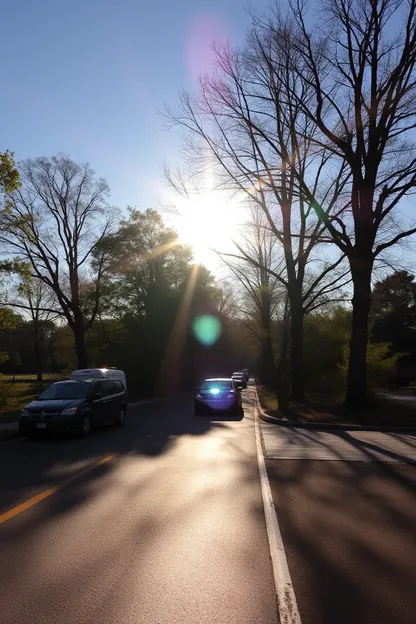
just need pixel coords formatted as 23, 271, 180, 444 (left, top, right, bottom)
172, 191, 241, 265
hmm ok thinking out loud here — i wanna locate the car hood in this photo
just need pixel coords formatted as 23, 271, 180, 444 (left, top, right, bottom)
25, 398, 85, 410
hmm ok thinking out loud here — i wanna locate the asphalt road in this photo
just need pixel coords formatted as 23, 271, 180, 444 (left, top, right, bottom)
0, 392, 277, 624
1, 389, 415, 624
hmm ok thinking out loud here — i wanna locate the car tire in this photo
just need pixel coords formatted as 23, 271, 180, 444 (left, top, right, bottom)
115, 407, 126, 426
79, 415, 91, 436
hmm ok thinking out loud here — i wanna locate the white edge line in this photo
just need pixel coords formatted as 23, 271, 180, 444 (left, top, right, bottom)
253, 388, 303, 624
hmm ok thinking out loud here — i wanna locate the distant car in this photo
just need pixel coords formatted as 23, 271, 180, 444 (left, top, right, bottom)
231, 372, 247, 388
19, 378, 127, 438
195, 378, 243, 416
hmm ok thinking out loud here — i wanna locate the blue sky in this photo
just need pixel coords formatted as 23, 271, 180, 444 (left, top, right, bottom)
1, 0, 265, 211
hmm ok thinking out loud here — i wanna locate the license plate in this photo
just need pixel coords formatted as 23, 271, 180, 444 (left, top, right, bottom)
36, 423, 47, 429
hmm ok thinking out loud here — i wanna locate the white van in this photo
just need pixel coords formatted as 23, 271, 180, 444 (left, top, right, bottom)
70, 368, 127, 389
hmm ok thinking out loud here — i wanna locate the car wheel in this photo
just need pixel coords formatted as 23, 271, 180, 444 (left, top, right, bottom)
79, 415, 91, 436
115, 408, 126, 426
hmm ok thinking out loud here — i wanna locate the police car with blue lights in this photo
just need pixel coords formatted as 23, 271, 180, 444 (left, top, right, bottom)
195, 378, 243, 417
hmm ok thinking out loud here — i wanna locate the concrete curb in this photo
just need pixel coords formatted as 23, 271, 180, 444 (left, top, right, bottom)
257, 401, 416, 433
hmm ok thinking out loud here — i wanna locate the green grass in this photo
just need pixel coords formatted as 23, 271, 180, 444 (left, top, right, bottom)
1, 373, 61, 382
0, 380, 56, 423
257, 385, 279, 415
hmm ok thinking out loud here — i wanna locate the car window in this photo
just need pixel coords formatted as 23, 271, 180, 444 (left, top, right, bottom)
101, 380, 116, 396
39, 382, 91, 400
113, 380, 123, 393
200, 380, 232, 391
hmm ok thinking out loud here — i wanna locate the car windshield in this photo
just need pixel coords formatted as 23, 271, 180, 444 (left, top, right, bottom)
200, 381, 232, 392
39, 382, 90, 400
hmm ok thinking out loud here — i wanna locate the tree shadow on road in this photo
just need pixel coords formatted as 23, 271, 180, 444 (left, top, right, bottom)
0, 394, 279, 624
263, 424, 416, 624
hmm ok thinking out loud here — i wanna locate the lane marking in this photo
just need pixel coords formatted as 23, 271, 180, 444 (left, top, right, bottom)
253, 390, 302, 624
0, 454, 115, 526
0, 487, 58, 525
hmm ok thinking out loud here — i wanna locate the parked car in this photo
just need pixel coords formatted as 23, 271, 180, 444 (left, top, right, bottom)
195, 378, 243, 416
19, 378, 127, 438
231, 371, 247, 388
70, 367, 127, 389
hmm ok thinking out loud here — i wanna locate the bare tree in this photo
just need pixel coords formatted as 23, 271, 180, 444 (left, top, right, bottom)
0, 155, 114, 368
164, 33, 349, 399
220, 210, 284, 390
281, 0, 416, 406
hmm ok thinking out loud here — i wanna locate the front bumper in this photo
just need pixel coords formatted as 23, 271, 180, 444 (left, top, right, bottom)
19, 415, 82, 435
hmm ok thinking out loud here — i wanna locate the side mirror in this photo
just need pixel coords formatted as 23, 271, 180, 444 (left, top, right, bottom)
93, 392, 102, 401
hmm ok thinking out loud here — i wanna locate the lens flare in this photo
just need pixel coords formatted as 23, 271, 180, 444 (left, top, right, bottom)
192, 314, 222, 346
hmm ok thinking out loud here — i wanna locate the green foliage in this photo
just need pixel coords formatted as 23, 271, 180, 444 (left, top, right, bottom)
0, 151, 20, 195
340, 342, 403, 389
371, 271, 416, 371
96, 207, 204, 318
303, 307, 351, 388
0, 307, 19, 332
0, 377, 11, 409
0, 308, 21, 364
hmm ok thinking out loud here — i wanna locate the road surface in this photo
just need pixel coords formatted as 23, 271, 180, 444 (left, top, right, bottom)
0, 392, 277, 624
0, 388, 415, 624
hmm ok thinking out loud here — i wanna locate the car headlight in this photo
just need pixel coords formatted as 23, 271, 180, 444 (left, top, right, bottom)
20, 409, 29, 417
60, 407, 78, 416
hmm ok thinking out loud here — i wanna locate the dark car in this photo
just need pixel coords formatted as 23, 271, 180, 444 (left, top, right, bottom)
19, 379, 127, 438
231, 372, 247, 389
195, 378, 243, 416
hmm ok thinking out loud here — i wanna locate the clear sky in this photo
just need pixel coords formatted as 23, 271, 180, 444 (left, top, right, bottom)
1, 0, 267, 212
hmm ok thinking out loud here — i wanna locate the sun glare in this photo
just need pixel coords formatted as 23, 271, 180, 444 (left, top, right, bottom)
173, 191, 241, 264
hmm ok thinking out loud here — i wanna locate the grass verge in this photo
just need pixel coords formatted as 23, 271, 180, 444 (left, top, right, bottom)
257, 384, 416, 427
0, 382, 41, 423
256, 386, 279, 416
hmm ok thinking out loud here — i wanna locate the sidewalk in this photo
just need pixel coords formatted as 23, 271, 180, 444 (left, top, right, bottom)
261, 421, 416, 462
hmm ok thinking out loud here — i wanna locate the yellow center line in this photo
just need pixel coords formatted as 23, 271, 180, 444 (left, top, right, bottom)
0, 454, 115, 526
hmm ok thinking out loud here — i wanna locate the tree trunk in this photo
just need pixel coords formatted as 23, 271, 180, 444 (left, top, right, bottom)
74, 326, 88, 369
259, 333, 277, 389
289, 289, 305, 402
34, 325, 42, 382
346, 256, 373, 408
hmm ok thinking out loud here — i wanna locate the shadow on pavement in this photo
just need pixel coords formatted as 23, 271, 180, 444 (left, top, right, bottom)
264, 424, 416, 624
0, 391, 251, 523
0, 390, 279, 624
